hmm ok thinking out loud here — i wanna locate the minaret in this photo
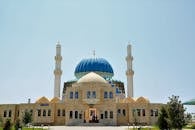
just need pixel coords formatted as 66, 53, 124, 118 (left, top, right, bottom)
54, 41, 62, 98
126, 43, 134, 97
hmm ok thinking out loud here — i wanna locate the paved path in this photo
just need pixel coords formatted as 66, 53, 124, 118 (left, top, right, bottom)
46, 126, 195, 130
49, 126, 127, 130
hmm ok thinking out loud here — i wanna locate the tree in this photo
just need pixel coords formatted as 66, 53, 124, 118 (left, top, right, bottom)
167, 95, 186, 130
22, 110, 32, 125
184, 113, 192, 125
15, 119, 21, 130
0, 116, 3, 127
3, 119, 11, 130
157, 106, 170, 130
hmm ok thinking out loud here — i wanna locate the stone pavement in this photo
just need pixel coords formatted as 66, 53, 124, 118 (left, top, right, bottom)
47, 126, 194, 130
48, 126, 127, 130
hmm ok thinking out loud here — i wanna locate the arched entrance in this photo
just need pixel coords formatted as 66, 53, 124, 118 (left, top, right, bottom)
84, 107, 99, 123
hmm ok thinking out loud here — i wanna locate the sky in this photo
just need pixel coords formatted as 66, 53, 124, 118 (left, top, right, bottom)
0, 0, 195, 112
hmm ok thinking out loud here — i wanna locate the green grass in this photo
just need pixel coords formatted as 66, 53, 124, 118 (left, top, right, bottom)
125, 127, 159, 130
22, 128, 45, 130
183, 124, 195, 129
0, 127, 46, 130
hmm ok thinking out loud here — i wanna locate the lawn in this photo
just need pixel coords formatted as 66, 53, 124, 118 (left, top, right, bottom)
0, 127, 47, 130
125, 128, 159, 130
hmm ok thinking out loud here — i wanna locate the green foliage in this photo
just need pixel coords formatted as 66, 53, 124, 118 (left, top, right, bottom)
157, 106, 170, 130
191, 124, 195, 129
3, 119, 11, 130
157, 95, 186, 130
0, 127, 45, 130
0, 116, 3, 127
14, 119, 21, 130
125, 127, 160, 130
22, 128, 45, 130
167, 95, 186, 129
184, 113, 192, 125
22, 111, 32, 125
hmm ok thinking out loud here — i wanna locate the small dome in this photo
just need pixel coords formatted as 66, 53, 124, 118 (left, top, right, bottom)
36, 96, 49, 104
50, 97, 60, 103
122, 97, 135, 103
136, 96, 150, 103
77, 72, 107, 84
74, 58, 114, 79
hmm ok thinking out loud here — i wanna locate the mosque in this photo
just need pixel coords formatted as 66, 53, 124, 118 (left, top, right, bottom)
0, 43, 162, 126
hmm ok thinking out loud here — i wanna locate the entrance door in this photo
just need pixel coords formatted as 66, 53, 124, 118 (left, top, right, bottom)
89, 108, 98, 123
89, 108, 96, 118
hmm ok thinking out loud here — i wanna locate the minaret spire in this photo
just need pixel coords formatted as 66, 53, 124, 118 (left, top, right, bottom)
126, 43, 134, 97
54, 41, 62, 98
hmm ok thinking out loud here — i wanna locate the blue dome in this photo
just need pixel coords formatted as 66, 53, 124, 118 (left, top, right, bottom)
74, 58, 114, 79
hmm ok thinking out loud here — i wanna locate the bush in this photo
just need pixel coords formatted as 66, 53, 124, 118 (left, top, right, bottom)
3, 119, 11, 130
157, 106, 170, 130
14, 119, 21, 130
191, 124, 195, 129
22, 111, 32, 125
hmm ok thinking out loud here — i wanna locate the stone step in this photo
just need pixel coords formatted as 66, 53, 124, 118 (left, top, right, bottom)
78, 123, 104, 126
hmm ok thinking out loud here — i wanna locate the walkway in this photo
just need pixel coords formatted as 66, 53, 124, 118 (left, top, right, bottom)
49, 126, 127, 130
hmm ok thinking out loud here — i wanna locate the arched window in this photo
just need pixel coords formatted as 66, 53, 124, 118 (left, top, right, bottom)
69, 111, 73, 119
70, 92, 73, 99
150, 109, 154, 116
43, 109, 46, 116
17, 110, 19, 117
38, 109, 41, 117
117, 109, 121, 114
75, 91, 79, 99
62, 109, 65, 116
75, 111, 78, 119
92, 91, 96, 98
4, 110, 7, 117
109, 92, 113, 98
48, 109, 51, 116
79, 113, 82, 119
105, 111, 108, 118
57, 109, 61, 116
132, 109, 136, 117
104, 92, 108, 98
155, 109, 158, 116
137, 109, 141, 116
9, 110, 12, 117
122, 109, 126, 116
142, 109, 145, 116
87, 91, 90, 98
101, 114, 103, 119
110, 111, 113, 118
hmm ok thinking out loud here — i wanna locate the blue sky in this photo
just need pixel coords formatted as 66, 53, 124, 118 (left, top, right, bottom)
0, 0, 195, 112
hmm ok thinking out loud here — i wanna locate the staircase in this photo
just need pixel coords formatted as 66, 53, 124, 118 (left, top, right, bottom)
78, 122, 105, 126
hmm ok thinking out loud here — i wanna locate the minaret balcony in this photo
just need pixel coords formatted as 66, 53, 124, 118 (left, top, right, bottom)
126, 56, 133, 61
126, 70, 134, 76
54, 69, 62, 75
55, 56, 62, 61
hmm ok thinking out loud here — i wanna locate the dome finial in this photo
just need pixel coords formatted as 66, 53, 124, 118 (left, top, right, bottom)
93, 50, 96, 58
